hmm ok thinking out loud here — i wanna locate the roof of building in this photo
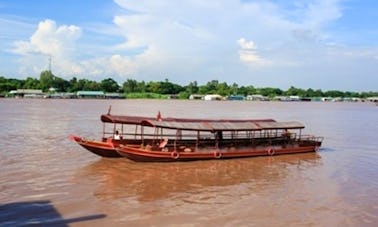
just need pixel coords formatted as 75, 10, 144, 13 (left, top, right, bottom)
77, 91, 104, 96
11, 89, 43, 94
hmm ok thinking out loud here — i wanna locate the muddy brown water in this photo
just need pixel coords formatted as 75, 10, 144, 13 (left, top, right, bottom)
1, 99, 377, 226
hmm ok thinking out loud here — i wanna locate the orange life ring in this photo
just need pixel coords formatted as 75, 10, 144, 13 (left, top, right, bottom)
214, 151, 222, 159
267, 148, 275, 156
171, 151, 179, 159
81, 138, 87, 144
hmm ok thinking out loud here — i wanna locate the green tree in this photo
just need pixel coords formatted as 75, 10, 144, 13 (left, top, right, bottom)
178, 91, 190, 99
137, 81, 147, 93
238, 85, 256, 96
216, 82, 230, 96
199, 80, 219, 94
146, 79, 183, 94
68, 77, 79, 92
258, 87, 282, 97
123, 79, 138, 93
231, 82, 239, 95
23, 77, 40, 89
285, 86, 305, 97
0, 77, 23, 92
186, 81, 199, 94
52, 77, 69, 92
101, 78, 119, 92
39, 70, 54, 91
83, 80, 101, 91
324, 90, 344, 97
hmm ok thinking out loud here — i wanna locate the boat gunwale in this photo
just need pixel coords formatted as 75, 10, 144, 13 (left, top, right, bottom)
116, 143, 319, 162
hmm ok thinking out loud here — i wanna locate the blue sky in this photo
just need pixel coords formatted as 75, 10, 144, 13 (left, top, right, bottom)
1, 0, 378, 91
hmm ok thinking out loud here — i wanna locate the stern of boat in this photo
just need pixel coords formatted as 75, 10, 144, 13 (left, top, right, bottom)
298, 135, 324, 148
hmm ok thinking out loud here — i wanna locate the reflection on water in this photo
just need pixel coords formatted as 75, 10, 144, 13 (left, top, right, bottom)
77, 153, 322, 202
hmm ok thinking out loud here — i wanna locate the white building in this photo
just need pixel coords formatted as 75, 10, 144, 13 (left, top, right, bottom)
203, 94, 223, 101
366, 97, 378, 102
189, 94, 204, 100
246, 94, 269, 101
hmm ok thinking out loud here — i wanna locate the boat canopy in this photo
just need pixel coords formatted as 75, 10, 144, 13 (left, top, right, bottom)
101, 114, 276, 125
255, 121, 305, 130
141, 119, 304, 132
101, 114, 154, 124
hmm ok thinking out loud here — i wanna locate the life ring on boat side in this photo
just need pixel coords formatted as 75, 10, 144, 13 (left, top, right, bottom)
81, 138, 87, 144
267, 148, 275, 156
214, 151, 222, 159
171, 151, 180, 159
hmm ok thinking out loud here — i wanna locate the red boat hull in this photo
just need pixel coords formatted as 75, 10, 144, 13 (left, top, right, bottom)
116, 143, 320, 162
69, 135, 122, 158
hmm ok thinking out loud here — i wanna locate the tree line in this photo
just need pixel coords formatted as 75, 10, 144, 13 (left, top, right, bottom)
1, 70, 377, 98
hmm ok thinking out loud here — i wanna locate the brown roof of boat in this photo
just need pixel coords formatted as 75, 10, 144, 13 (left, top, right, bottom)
101, 114, 276, 125
140, 120, 259, 131
205, 122, 261, 131
101, 114, 155, 124
140, 119, 303, 131
255, 121, 305, 129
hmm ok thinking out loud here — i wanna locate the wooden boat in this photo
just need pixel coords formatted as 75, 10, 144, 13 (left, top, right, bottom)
115, 115, 324, 162
69, 108, 275, 158
69, 112, 157, 158
69, 135, 119, 157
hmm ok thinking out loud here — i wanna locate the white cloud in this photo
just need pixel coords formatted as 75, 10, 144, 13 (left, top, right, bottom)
303, 0, 343, 29
110, 0, 350, 74
237, 38, 257, 50
11, 19, 83, 77
237, 38, 269, 66
6, 0, 378, 90
11, 1, 345, 78
13, 19, 81, 57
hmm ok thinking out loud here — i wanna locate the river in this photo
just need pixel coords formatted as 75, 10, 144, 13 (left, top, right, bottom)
0, 99, 377, 226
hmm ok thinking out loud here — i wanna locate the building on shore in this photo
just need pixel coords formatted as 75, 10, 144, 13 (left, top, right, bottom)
227, 95, 245, 101
9, 89, 44, 98
203, 94, 223, 101
189, 94, 204, 100
246, 94, 270, 101
45, 93, 76, 99
105, 93, 124, 99
76, 91, 105, 99
366, 97, 378, 102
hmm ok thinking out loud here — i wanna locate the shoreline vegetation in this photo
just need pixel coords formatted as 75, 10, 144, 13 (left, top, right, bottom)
1, 70, 377, 101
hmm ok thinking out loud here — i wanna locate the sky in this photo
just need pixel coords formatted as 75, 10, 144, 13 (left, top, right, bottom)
1, 0, 378, 92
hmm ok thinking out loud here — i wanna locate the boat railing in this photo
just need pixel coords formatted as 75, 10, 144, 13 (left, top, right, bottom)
104, 131, 302, 141
299, 134, 324, 143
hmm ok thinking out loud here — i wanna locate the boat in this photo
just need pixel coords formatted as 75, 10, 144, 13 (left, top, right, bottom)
114, 113, 323, 162
69, 108, 277, 159
69, 113, 158, 158
69, 135, 122, 158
